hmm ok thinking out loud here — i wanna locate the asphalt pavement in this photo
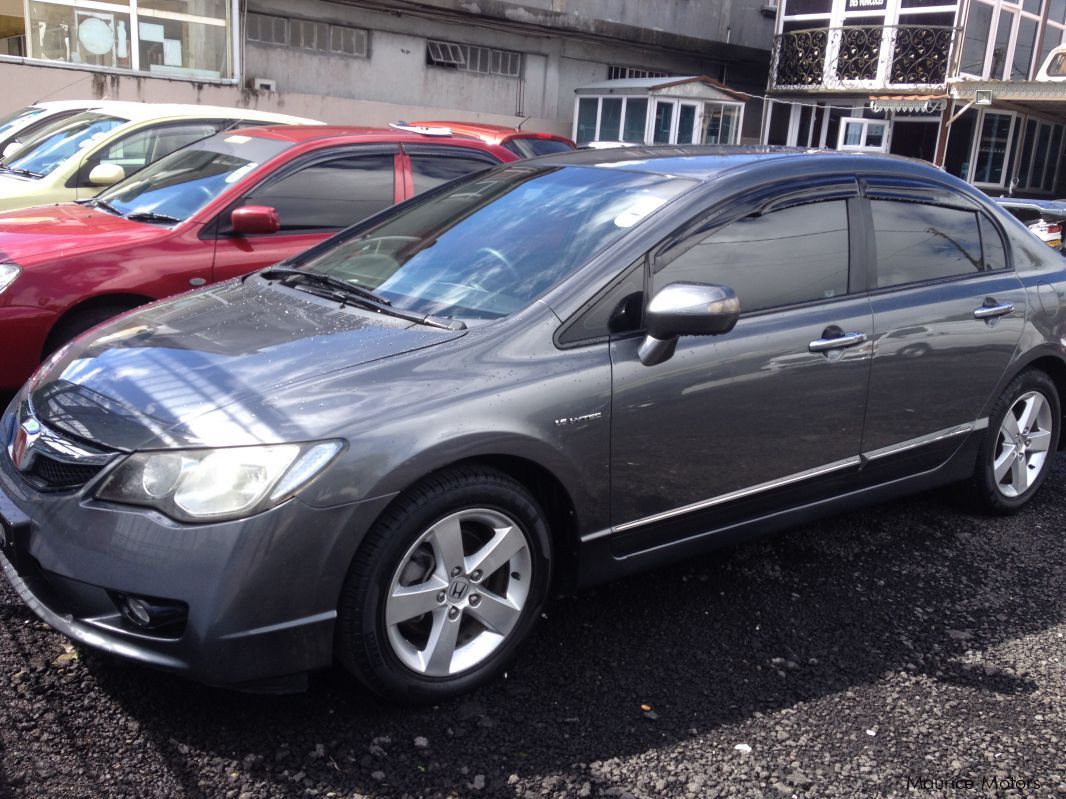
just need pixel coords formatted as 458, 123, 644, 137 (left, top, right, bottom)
1, 456, 1064, 798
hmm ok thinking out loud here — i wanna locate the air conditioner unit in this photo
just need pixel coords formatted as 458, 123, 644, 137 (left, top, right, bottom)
248, 77, 277, 92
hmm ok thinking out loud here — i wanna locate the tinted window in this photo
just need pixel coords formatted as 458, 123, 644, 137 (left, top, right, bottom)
239, 153, 395, 232
871, 200, 984, 287
655, 200, 850, 313
502, 138, 574, 158
559, 259, 645, 345
410, 153, 496, 194
980, 214, 1008, 270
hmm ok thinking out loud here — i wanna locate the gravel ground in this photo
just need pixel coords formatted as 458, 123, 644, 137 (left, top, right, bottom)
1, 457, 1064, 798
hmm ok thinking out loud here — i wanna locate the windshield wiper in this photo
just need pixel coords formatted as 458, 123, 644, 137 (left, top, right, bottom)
262, 266, 391, 306
126, 211, 181, 224
0, 165, 43, 178
262, 266, 465, 330
88, 198, 122, 215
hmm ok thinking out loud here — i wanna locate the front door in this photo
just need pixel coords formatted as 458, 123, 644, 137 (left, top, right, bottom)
609, 192, 873, 543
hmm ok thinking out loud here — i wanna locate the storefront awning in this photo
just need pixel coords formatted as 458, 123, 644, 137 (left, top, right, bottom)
948, 79, 1066, 121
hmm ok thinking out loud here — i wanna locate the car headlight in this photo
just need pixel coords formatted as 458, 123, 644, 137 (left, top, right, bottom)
0, 263, 20, 294
95, 441, 343, 523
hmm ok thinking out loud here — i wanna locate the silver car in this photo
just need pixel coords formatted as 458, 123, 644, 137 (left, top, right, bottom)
1, 148, 1064, 702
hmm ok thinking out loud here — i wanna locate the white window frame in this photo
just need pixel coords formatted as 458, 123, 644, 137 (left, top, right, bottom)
968, 108, 1020, 189
837, 116, 890, 151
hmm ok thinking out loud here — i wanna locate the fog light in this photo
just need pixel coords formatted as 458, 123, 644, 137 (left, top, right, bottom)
110, 592, 189, 635
124, 597, 152, 627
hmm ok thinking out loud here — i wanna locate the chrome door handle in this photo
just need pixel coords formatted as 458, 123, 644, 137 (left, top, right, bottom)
809, 331, 868, 352
973, 302, 1014, 320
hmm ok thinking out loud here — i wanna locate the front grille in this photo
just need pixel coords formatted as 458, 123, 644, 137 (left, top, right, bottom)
24, 454, 105, 491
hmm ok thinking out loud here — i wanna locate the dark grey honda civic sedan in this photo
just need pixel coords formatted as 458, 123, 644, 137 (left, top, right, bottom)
2, 147, 1065, 701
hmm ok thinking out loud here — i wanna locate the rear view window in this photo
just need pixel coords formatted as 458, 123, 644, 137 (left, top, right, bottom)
503, 138, 575, 158
871, 200, 984, 288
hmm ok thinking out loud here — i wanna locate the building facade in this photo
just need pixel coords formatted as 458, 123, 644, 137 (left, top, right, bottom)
0, 0, 772, 137
763, 0, 1066, 196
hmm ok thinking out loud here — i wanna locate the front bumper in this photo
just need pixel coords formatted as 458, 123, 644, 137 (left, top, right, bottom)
0, 438, 394, 689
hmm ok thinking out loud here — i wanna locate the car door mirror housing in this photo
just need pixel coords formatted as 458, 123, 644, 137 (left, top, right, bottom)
638, 282, 740, 366
231, 205, 281, 235
88, 163, 126, 187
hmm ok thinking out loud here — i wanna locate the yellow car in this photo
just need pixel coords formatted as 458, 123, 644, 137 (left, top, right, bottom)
0, 102, 320, 212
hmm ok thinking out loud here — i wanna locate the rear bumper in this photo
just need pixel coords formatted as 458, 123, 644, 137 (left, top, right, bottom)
0, 438, 394, 688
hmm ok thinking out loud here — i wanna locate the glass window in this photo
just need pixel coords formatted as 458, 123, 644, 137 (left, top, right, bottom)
0, 112, 124, 178
980, 215, 1007, 271
409, 153, 495, 194
655, 201, 850, 313
871, 200, 984, 288
1045, 127, 1064, 191
236, 153, 396, 232
501, 138, 573, 158
653, 102, 673, 144
622, 99, 648, 143
991, 8, 1015, 79
24, 0, 233, 79
299, 166, 692, 322
678, 104, 697, 145
1012, 15, 1038, 79
246, 12, 286, 45
75, 121, 221, 186
0, 107, 46, 141
94, 134, 290, 222
944, 107, 977, 179
599, 98, 622, 141
960, 1, 994, 75
973, 112, 1015, 185
1018, 119, 1037, 188
558, 259, 645, 345
1039, 24, 1065, 71
576, 98, 598, 145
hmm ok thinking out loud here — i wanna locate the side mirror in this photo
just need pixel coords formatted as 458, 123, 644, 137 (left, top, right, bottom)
88, 163, 126, 186
638, 282, 740, 366
2, 142, 22, 159
231, 205, 280, 235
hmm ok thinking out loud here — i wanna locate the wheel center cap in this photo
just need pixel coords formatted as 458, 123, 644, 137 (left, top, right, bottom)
447, 578, 470, 602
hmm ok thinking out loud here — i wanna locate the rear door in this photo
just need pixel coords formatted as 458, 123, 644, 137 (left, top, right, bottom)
209, 145, 400, 282
858, 177, 1026, 469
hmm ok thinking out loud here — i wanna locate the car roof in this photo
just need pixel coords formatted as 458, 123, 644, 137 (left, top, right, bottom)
994, 197, 1066, 210
31, 100, 108, 112
527, 145, 961, 183
69, 102, 319, 125
408, 120, 575, 146
227, 124, 514, 150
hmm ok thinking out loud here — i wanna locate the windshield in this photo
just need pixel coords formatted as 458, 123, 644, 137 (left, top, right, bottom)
298, 164, 692, 322
0, 112, 125, 178
94, 133, 292, 223
0, 106, 45, 141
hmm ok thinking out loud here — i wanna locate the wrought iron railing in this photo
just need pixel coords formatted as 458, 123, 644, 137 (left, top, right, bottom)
769, 25, 960, 91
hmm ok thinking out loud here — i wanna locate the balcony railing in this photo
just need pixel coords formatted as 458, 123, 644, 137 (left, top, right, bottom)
769, 25, 960, 92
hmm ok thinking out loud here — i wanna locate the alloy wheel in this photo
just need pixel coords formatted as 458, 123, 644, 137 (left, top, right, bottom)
993, 390, 1054, 498
384, 507, 532, 676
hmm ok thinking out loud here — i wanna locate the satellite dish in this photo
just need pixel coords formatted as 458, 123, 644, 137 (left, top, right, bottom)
78, 17, 114, 55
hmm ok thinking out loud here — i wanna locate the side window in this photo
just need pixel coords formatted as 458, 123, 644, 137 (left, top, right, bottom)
229, 153, 396, 233
654, 200, 850, 314
870, 200, 984, 288
979, 214, 1008, 271
558, 259, 645, 345
409, 153, 496, 195
77, 122, 221, 185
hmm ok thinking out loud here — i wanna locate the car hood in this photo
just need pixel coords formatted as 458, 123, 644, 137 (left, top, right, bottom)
29, 276, 466, 450
0, 202, 157, 263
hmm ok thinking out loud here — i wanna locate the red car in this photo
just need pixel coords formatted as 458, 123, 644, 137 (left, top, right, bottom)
410, 120, 576, 158
0, 125, 517, 393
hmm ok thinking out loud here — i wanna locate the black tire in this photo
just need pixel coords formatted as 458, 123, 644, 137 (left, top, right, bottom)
335, 465, 552, 703
967, 369, 1060, 514
43, 302, 140, 356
